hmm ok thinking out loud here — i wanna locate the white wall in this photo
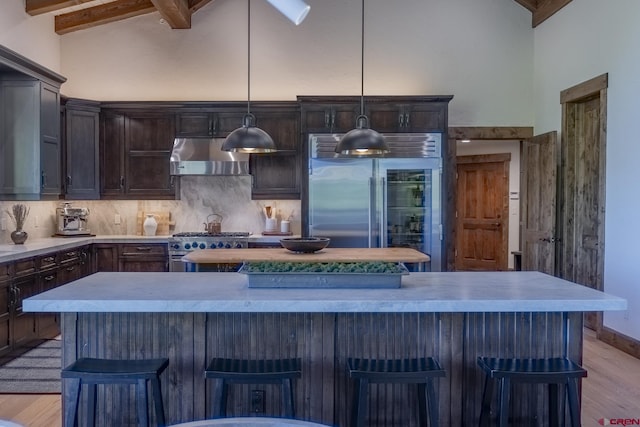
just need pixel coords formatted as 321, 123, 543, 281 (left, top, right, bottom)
0, 1, 61, 73
456, 140, 521, 269
534, 0, 640, 339
59, 0, 534, 127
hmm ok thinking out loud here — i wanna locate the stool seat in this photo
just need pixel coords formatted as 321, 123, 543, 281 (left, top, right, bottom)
205, 358, 301, 418
477, 357, 587, 427
347, 357, 445, 427
62, 357, 169, 427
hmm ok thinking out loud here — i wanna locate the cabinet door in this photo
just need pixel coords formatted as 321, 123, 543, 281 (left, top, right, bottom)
94, 244, 119, 272
65, 105, 100, 199
100, 112, 126, 197
125, 113, 176, 198
119, 244, 168, 272
0, 264, 11, 355
12, 274, 38, 347
176, 112, 215, 137
301, 104, 359, 133
250, 109, 301, 199
404, 103, 446, 132
40, 82, 61, 197
36, 267, 60, 338
215, 111, 247, 136
366, 103, 405, 133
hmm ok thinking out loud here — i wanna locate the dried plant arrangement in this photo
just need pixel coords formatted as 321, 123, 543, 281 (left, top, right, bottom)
6, 203, 30, 230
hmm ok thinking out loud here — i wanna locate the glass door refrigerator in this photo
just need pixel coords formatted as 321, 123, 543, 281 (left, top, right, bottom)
308, 133, 442, 271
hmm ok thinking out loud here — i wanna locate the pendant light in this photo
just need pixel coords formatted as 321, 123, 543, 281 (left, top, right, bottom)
335, 0, 388, 156
265, 0, 310, 26
223, 0, 277, 153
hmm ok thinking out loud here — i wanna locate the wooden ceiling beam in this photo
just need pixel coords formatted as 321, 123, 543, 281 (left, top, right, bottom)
189, 0, 213, 13
55, 0, 157, 35
513, 0, 538, 13
151, 0, 191, 28
26, 0, 95, 16
533, 0, 572, 27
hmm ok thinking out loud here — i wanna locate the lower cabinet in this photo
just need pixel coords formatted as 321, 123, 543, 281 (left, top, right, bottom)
0, 264, 12, 354
94, 243, 168, 272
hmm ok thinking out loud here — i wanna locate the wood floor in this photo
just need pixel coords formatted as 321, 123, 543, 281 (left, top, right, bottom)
0, 329, 638, 426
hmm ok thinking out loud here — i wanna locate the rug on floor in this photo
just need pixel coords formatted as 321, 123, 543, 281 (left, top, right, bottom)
0, 339, 61, 393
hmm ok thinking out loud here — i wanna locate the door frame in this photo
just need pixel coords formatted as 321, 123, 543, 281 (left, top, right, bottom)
455, 153, 511, 271
445, 127, 533, 271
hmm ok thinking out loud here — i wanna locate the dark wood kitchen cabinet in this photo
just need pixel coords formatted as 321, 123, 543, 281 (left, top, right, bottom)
366, 101, 447, 133
100, 108, 176, 199
11, 258, 38, 349
250, 104, 301, 199
93, 243, 168, 272
0, 263, 11, 354
176, 110, 246, 137
62, 98, 101, 199
299, 99, 360, 133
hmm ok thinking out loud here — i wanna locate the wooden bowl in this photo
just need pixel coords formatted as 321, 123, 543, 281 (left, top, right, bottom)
280, 237, 330, 253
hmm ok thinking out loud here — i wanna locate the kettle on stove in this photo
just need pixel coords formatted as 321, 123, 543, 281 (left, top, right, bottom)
203, 213, 223, 234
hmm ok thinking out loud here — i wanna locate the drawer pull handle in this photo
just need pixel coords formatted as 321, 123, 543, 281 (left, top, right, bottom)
66, 252, 78, 257
136, 247, 152, 252
43, 257, 55, 263
44, 275, 55, 281
66, 266, 75, 272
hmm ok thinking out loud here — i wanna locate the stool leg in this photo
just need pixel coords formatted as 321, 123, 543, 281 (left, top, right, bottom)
151, 377, 166, 427
479, 375, 493, 427
566, 378, 582, 427
417, 383, 428, 426
87, 383, 97, 427
351, 378, 369, 427
212, 379, 228, 417
497, 377, 510, 427
64, 378, 81, 427
281, 378, 295, 418
549, 383, 559, 427
136, 379, 149, 427
425, 378, 439, 427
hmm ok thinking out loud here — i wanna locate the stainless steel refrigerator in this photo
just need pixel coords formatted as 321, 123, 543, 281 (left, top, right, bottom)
308, 133, 442, 271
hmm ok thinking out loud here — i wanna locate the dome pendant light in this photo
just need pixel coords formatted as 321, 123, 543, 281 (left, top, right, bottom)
335, 0, 388, 156
223, 0, 277, 154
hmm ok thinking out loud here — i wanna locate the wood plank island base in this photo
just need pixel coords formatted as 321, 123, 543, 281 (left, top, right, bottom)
24, 272, 625, 426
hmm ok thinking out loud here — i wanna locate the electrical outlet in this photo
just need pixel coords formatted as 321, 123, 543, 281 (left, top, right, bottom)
0, 217, 6, 231
114, 214, 121, 225
34, 215, 39, 228
251, 390, 265, 413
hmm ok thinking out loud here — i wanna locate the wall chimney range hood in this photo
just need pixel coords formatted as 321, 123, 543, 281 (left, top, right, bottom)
170, 137, 250, 176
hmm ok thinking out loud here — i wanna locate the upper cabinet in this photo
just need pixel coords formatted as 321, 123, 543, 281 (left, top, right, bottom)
100, 106, 176, 200
0, 45, 66, 201
176, 110, 246, 137
299, 100, 360, 134
62, 98, 100, 199
366, 101, 448, 133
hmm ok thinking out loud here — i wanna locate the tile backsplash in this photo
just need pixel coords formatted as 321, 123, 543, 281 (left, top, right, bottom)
0, 176, 300, 244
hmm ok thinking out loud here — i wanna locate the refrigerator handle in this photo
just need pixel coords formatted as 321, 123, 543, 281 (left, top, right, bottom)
380, 177, 387, 248
368, 177, 375, 247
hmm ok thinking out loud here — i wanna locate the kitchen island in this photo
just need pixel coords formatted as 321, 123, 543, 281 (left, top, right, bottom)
24, 272, 626, 426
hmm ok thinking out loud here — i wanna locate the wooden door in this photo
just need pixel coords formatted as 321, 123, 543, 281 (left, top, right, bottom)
561, 83, 607, 330
455, 154, 510, 271
521, 131, 558, 274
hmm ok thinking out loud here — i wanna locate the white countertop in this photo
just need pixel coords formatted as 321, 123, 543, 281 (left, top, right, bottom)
23, 271, 627, 313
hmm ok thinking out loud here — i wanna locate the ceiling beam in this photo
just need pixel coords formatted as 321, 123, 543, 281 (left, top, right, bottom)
189, 0, 213, 13
533, 0, 572, 27
151, 0, 191, 28
513, 0, 538, 13
55, 0, 157, 35
26, 0, 95, 16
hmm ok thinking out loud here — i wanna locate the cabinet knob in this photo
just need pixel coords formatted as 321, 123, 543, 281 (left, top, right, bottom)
324, 111, 331, 129
66, 175, 72, 186
120, 176, 125, 189
404, 113, 410, 128
41, 171, 47, 188
398, 113, 404, 128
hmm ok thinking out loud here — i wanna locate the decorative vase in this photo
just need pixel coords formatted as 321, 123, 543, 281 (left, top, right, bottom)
10, 229, 28, 244
143, 214, 158, 236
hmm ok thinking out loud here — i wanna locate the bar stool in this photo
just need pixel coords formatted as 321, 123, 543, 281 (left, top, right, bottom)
204, 358, 301, 418
347, 357, 445, 427
61, 357, 169, 427
477, 357, 587, 427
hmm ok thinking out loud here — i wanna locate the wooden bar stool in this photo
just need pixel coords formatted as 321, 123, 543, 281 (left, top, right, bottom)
347, 357, 445, 427
204, 358, 302, 418
477, 357, 587, 427
61, 357, 169, 427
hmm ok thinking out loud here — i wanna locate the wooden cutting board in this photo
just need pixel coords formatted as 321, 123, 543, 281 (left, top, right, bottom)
136, 211, 174, 236
182, 248, 430, 264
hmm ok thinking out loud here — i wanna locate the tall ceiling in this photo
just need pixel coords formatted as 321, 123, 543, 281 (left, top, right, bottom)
25, 0, 572, 35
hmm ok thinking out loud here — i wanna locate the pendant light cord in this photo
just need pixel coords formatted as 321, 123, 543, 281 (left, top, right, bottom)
247, 0, 251, 115
360, 0, 365, 116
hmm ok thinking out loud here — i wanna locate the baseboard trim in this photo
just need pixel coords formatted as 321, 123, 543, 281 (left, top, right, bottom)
598, 325, 640, 359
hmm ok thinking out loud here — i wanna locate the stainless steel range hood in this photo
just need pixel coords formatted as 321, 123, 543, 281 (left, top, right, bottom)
170, 137, 250, 176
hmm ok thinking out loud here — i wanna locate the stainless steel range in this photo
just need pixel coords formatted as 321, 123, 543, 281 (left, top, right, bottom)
168, 232, 249, 272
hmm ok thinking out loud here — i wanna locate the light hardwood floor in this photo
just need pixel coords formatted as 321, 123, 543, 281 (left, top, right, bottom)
0, 329, 638, 426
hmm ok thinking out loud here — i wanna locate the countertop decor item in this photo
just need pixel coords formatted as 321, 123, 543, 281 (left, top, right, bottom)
280, 237, 330, 253
6, 203, 29, 245
143, 214, 158, 236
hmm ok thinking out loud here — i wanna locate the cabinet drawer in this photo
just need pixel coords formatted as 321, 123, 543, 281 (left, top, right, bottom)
0, 263, 9, 282
14, 259, 36, 277
59, 249, 81, 264
120, 244, 167, 257
38, 254, 58, 270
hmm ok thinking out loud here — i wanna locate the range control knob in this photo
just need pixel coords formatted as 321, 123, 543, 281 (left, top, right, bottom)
217, 242, 225, 248
184, 243, 191, 250
209, 243, 217, 249
192, 241, 199, 248
199, 243, 206, 249
235, 243, 242, 249
172, 244, 181, 250
224, 243, 231, 249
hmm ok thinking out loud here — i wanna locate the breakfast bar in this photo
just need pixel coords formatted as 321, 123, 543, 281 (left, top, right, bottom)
24, 271, 625, 426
